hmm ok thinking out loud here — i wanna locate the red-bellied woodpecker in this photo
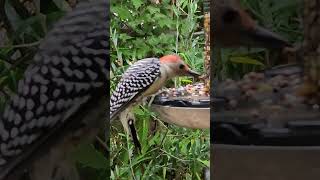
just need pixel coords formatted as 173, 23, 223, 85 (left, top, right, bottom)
0, 0, 108, 179
110, 55, 200, 149
213, 0, 290, 48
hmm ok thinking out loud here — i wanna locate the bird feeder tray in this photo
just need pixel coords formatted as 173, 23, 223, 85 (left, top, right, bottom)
151, 90, 210, 129
263, 63, 303, 78
212, 65, 320, 180
212, 63, 320, 145
212, 111, 320, 180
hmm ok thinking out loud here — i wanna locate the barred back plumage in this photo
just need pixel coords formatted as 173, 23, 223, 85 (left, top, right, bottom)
110, 58, 161, 121
0, 0, 108, 179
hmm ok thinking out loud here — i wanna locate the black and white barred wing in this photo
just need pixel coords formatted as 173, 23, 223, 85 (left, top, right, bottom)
0, 0, 108, 178
110, 58, 161, 120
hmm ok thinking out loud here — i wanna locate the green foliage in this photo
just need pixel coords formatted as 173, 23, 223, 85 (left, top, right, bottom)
72, 144, 109, 180
215, 0, 303, 80
0, 1, 68, 112
0, 0, 302, 179
0, 0, 111, 178
110, 0, 205, 88
1, 0, 209, 179
111, 107, 209, 179
111, 0, 209, 179
241, 0, 303, 42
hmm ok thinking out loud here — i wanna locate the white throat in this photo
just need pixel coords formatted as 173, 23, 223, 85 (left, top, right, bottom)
160, 63, 176, 80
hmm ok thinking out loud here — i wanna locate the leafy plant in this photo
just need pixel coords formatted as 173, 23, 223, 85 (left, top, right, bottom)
110, 0, 205, 87
110, 0, 209, 179
0, 0, 69, 111
0, 0, 110, 178
215, 0, 303, 80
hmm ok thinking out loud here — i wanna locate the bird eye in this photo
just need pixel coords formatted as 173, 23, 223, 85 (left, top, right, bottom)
223, 9, 238, 23
179, 64, 185, 69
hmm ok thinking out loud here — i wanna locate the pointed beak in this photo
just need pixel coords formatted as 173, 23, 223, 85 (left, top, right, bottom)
243, 25, 292, 48
186, 68, 201, 77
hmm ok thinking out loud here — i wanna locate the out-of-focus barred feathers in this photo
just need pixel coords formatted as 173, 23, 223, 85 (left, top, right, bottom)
0, 0, 108, 178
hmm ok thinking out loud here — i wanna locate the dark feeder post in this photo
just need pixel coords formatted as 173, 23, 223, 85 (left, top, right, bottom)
212, 1, 320, 179
301, 0, 320, 101
204, 0, 211, 89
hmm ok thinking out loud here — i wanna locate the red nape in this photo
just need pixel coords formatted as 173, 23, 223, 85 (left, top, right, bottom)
159, 54, 182, 63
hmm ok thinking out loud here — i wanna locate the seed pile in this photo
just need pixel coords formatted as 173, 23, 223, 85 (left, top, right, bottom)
216, 70, 319, 111
160, 82, 209, 99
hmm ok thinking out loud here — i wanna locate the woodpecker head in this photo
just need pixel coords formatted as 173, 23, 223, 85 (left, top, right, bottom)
159, 54, 200, 78
213, 0, 291, 48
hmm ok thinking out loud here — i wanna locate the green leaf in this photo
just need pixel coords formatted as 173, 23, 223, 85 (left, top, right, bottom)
147, 6, 160, 14
181, 79, 192, 83
5, 0, 22, 31
229, 56, 265, 67
132, 0, 143, 9
46, 11, 66, 27
73, 144, 108, 169
112, 6, 132, 20
7, 70, 17, 91
14, 14, 46, 39
130, 156, 153, 167
197, 158, 209, 167
52, 0, 72, 11
157, 16, 172, 28
134, 107, 145, 116
119, 33, 133, 41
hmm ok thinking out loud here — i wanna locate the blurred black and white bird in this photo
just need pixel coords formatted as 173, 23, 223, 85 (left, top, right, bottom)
0, 0, 108, 179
